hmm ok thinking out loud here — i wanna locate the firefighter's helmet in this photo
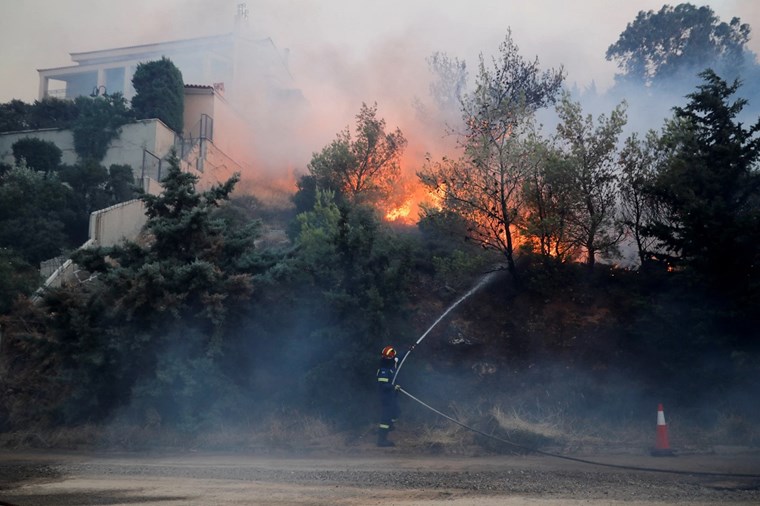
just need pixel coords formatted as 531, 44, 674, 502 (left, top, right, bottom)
381, 346, 397, 359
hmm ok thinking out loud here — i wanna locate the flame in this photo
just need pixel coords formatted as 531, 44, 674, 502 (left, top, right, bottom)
383, 179, 445, 224
386, 200, 412, 221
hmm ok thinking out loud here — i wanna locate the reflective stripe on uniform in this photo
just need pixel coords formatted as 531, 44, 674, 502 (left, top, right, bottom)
379, 423, 390, 429
377, 377, 389, 382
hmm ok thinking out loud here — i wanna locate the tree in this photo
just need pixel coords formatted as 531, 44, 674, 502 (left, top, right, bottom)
48, 152, 258, 424
28, 97, 79, 130
0, 248, 40, 314
606, 3, 751, 87
131, 57, 184, 134
648, 70, 760, 293
0, 100, 29, 132
0, 166, 76, 263
303, 103, 407, 208
424, 51, 469, 128
106, 164, 136, 203
419, 31, 564, 279
521, 137, 577, 262
267, 190, 414, 419
58, 160, 111, 222
12, 138, 62, 173
553, 96, 627, 268
72, 93, 132, 162
618, 131, 668, 266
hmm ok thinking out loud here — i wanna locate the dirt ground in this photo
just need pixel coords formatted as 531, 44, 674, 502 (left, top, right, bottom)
1, 446, 759, 506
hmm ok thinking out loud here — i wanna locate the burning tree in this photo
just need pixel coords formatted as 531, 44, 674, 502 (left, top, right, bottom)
552, 96, 627, 269
520, 133, 578, 262
418, 31, 564, 280
302, 102, 407, 209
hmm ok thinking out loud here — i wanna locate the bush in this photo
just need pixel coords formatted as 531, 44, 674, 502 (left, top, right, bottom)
28, 97, 80, 130
72, 93, 132, 162
12, 138, 62, 173
131, 57, 184, 134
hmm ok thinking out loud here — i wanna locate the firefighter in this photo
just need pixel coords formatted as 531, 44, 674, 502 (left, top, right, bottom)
376, 345, 402, 447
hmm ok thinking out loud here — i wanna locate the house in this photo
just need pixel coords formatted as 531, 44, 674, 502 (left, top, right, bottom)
37, 19, 302, 112
4, 3, 306, 186
0, 84, 250, 188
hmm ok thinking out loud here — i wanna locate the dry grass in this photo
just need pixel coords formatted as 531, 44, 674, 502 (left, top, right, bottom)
2, 405, 758, 454
0, 411, 339, 452
411, 422, 474, 454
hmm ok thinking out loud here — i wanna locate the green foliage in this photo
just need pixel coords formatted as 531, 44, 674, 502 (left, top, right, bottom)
72, 93, 132, 162
107, 164, 137, 203
0, 99, 30, 132
58, 160, 111, 232
27, 97, 80, 130
131, 57, 184, 134
0, 166, 76, 264
0, 158, 135, 267
12, 137, 62, 173
292, 174, 318, 215
520, 141, 578, 263
0, 98, 80, 133
419, 31, 564, 280
552, 95, 627, 268
254, 193, 416, 422
606, 3, 751, 86
46, 153, 257, 424
432, 249, 491, 290
0, 248, 40, 314
302, 102, 407, 207
648, 70, 760, 297
618, 131, 668, 265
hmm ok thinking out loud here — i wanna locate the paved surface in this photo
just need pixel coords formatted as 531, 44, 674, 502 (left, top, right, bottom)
1, 449, 759, 505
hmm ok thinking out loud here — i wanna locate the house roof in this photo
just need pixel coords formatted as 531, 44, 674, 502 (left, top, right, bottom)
69, 34, 235, 65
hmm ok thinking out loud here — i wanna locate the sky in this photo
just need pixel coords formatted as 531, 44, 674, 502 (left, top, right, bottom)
1, 0, 759, 104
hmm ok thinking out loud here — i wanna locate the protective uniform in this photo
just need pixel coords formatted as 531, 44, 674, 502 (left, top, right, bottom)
376, 346, 402, 447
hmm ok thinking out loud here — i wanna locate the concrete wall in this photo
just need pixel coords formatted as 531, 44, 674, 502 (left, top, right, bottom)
33, 176, 162, 300
88, 199, 149, 248
102, 119, 176, 170
88, 175, 164, 247
0, 128, 78, 165
184, 88, 215, 137
0, 119, 176, 181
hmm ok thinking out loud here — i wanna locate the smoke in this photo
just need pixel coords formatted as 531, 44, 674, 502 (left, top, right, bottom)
2, 1, 759, 192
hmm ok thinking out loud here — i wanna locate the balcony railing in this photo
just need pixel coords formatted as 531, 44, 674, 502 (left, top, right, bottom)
45, 88, 68, 99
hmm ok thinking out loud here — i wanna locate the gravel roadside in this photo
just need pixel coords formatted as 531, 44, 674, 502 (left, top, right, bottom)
1, 451, 759, 505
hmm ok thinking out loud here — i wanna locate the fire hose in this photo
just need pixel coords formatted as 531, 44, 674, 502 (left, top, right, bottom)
389, 274, 760, 479
392, 272, 496, 386
396, 385, 760, 479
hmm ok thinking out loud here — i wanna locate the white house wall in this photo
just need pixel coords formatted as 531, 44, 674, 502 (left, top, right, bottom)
102, 119, 177, 170
0, 128, 78, 166
0, 119, 176, 179
88, 198, 148, 248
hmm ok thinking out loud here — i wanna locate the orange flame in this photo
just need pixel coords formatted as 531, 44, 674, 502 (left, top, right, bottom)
385, 200, 412, 221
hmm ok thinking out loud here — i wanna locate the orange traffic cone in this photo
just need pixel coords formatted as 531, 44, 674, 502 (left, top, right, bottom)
651, 403, 675, 456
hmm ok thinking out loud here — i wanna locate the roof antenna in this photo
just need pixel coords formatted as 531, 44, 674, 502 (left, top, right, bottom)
235, 3, 249, 26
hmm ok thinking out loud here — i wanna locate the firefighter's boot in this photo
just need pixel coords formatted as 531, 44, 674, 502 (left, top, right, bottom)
377, 428, 395, 447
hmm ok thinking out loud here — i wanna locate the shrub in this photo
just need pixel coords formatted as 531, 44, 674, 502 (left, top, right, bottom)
12, 138, 62, 173
131, 57, 184, 134
72, 93, 132, 162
